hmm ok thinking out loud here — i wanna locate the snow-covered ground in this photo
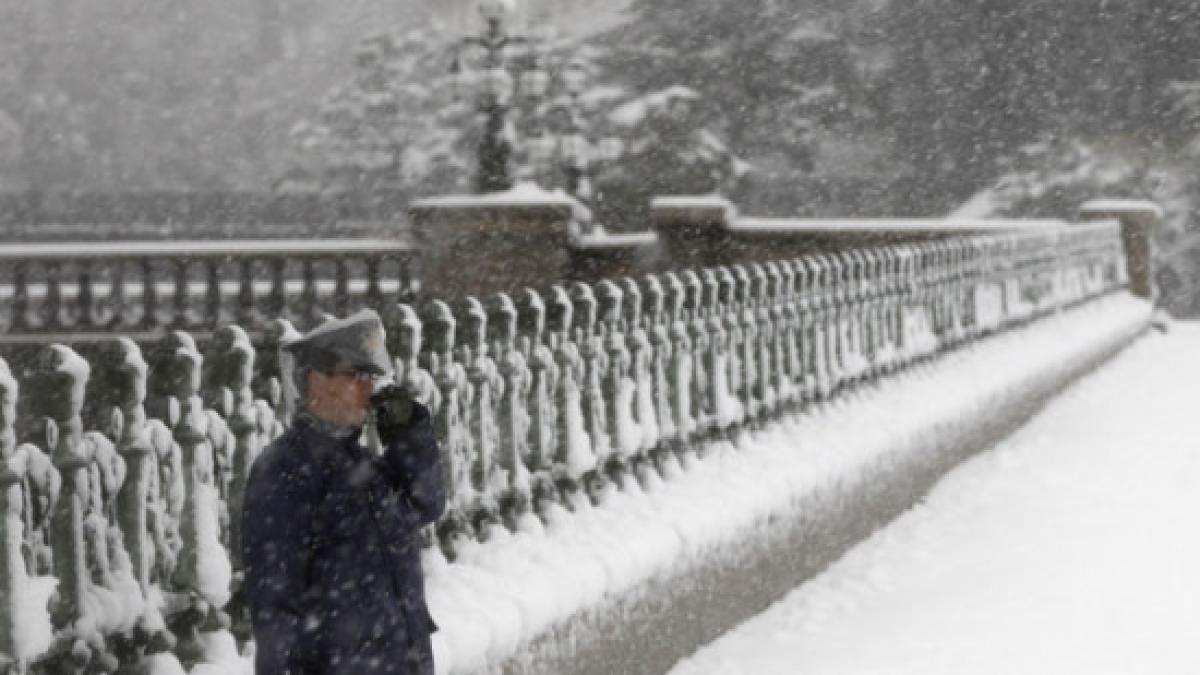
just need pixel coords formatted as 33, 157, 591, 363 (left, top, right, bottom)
668, 318, 1199, 675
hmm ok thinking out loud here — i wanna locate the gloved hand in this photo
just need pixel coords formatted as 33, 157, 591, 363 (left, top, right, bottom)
371, 384, 415, 444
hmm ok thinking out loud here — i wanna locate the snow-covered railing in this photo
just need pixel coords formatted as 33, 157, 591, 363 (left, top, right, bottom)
0, 239, 415, 342
0, 221, 1125, 673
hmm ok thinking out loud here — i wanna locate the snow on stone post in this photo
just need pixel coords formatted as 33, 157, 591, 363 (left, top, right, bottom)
26, 345, 96, 663
90, 339, 155, 599
751, 265, 777, 412
621, 277, 659, 458
791, 260, 815, 401
516, 290, 558, 480
488, 292, 534, 529
161, 331, 230, 669
595, 281, 633, 486
642, 275, 677, 445
389, 306, 438, 408
1078, 200, 1156, 299
682, 271, 713, 433
205, 326, 258, 580
259, 318, 301, 431
459, 297, 503, 534
546, 285, 592, 503
700, 269, 726, 426
425, 300, 473, 553
0, 357, 42, 668
709, 268, 737, 429
733, 266, 761, 420
570, 282, 611, 502
774, 262, 802, 404
829, 253, 853, 387
663, 273, 695, 444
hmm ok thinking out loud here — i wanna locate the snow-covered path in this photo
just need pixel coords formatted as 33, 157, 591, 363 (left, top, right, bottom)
668, 320, 1200, 675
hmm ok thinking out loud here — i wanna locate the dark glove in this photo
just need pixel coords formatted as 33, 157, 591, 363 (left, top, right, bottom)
371, 384, 415, 443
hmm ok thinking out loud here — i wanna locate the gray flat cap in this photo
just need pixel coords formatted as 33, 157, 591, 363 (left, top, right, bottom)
284, 309, 392, 376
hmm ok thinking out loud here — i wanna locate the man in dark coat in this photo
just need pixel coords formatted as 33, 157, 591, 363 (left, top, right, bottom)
242, 309, 446, 675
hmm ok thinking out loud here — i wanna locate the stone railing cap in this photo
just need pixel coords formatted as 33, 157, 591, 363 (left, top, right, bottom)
569, 229, 659, 251
728, 217, 1066, 234
1079, 199, 1163, 219
409, 182, 582, 215
0, 238, 412, 260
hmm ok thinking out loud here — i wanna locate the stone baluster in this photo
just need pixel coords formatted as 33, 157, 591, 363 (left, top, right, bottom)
732, 266, 760, 418
201, 260, 220, 329
459, 297, 502, 531
814, 255, 839, 398
710, 268, 736, 429
830, 253, 853, 388
268, 259, 288, 321
546, 286, 592, 497
11, 262, 29, 332
642, 276, 676, 445
389, 305, 438, 410
141, 259, 159, 331
0, 358, 31, 666
871, 248, 894, 372
516, 290, 558, 478
571, 283, 610, 499
41, 262, 63, 331
797, 257, 819, 393
621, 277, 658, 457
76, 261, 95, 329
334, 258, 351, 314
300, 258, 319, 325
171, 260, 191, 329
681, 271, 712, 434
93, 339, 154, 596
161, 331, 229, 669
751, 264, 776, 412
595, 281, 633, 484
236, 260, 256, 328
105, 260, 129, 331
206, 326, 258, 576
256, 319, 300, 432
488, 293, 533, 527
774, 262, 801, 404
424, 301, 472, 552
27, 345, 100, 671
663, 273, 695, 442
364, 259, 384, 310
765, 263, 793, 407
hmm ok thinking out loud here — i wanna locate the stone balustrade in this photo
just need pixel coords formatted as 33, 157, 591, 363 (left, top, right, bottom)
0, 221, 1126, 673
0, 240, 415, 343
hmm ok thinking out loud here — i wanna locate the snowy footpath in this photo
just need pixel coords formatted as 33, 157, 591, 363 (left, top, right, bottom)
667, 319, 1200, 675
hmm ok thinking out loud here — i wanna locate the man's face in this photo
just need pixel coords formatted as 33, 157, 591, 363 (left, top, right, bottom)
307, 369, 376, 427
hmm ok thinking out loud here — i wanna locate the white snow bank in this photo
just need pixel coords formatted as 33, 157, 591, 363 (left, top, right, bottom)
669, 315, 1196, 675
428, 293, 1151, 674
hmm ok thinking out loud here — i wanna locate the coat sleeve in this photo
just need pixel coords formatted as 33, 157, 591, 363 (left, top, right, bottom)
241, 448, 319, 675
379, 402, 447, 528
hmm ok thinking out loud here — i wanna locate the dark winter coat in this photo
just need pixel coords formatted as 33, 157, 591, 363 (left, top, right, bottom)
242, 404, 446, 675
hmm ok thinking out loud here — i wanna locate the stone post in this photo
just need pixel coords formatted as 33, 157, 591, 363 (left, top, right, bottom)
410, 185, 580, 300
0, 358, 26, 664
1078, 199, 1161, 301
516, 290, 558, 477
206, 326, 258, 577
425, 300, 472, 553
489, 293, 533, 526
459, 297, 502, 529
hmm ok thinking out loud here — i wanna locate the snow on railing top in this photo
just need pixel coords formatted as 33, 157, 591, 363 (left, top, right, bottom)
0, 220, 1127, 672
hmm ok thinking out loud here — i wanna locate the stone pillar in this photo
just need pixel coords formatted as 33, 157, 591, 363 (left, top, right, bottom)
1078, 200, 1162, 301
649, 196, 736, 269
409, 184, 581, 299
